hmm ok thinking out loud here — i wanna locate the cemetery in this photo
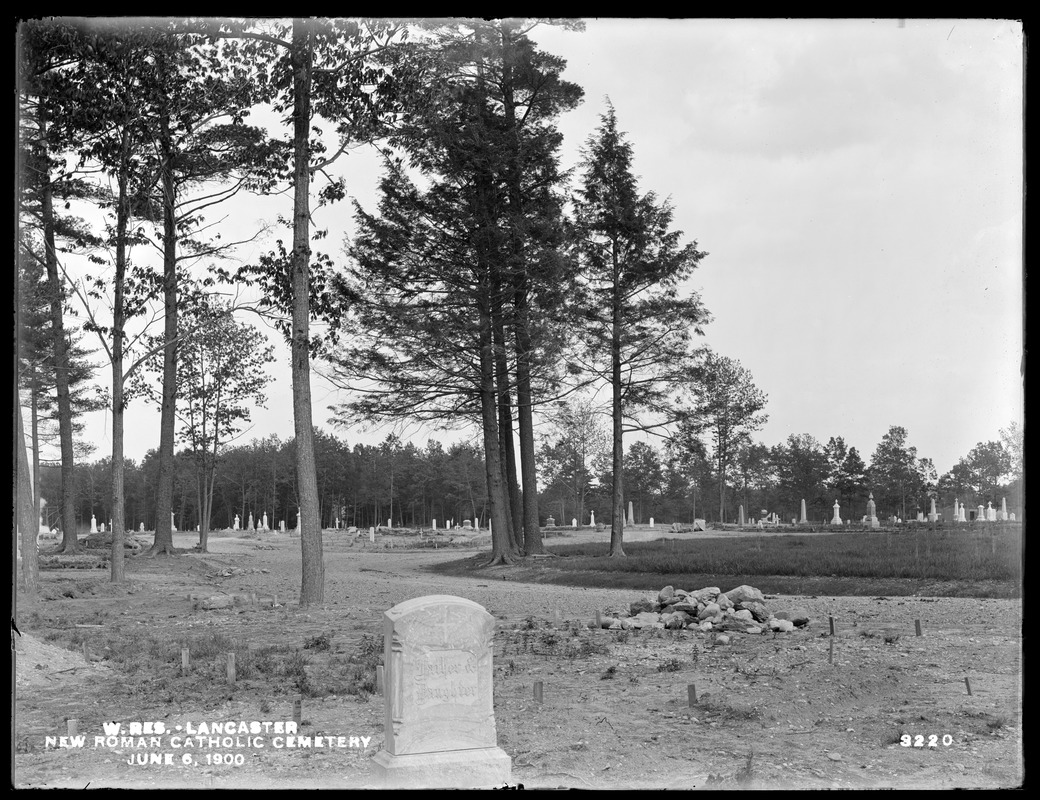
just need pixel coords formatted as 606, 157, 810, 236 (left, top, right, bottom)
14, 517, 1022, 790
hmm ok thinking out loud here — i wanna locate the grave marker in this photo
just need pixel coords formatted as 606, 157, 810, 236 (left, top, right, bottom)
371, 595, 511, 788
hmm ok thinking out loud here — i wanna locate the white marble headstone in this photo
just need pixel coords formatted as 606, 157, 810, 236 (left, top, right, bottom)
371, 595, 510, 788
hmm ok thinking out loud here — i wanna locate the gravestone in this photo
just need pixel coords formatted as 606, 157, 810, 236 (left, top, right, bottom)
388, 518, 393, 530
693, 518, 706, 532
335, 517, 340, 529
589, 511, 595, 527
90, 514, 98, 534
571, 518, 577, 528
280, 520, 286, 532
247, 513, 254, 531
371, 596, 511, 788
171, 512, 177, 532
627, 501, 635, 526
545, 516, 555, 528
432, 519, 437, 530
799, 499, 808, 524
139, 522, 145, 532
986, 502, 996, 522
1009, 513, 1016, 522
916, 512, 924, 522
738, 505, 745, 527
831, 500, 842, 525
976, 504, 985, 522
958, 504, 967, 523
952, 499, 960, 522
99, 522, 105, 533
865, 493, 879, 529
262, 513, 269, 531
370, 527, 376, 543
649, 517, 654, 528
1000, 497, 1008, 521
234, 514, 240, 531
463, 520, 473, 530
927, 498, 938, 523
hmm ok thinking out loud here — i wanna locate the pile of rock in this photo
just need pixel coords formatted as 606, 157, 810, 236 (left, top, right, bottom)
596, 584, 810, 636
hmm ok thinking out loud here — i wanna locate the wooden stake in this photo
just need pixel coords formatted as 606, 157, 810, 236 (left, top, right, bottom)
965, 677, 973, 696
273, 594, 278, 607
182, 647, 190, 676
293, 697, 303, 725
533, 681, 543, 703
829, 639, 834, 664
67, 719, 79, 736
227, 652, 236, 684
829, 616, 835, 636
376, 665, 384, 695
687, 684, 697, 707
595, 610, 602, 629
915, 619, 922, 637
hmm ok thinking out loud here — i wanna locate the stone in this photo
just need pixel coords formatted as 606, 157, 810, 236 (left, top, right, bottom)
347, 526, 358, 534
723, 585, 765, 606
768, 618, 795, 632
986, 502, 996, 522
370, 596, 510, 788
697, 603, 720, 622
262, 513, 269, 531
658, 585, 675, 603
589, 511, 595, 527
370, 527, 376, 542
595, 523, 605, 532
732, 609, 753, 622
545, 516, 555, 528
629, 598, 655, 616
715, 593, 734, 611
741, 601, 770, 622
571, 518, 577, 528
715, 634, 731, 646
648, 517, 654, 528
233, 514, 240, 531
139, 522, 145, 532
280, 521, 286, 532
661, 611, 689, 629
1001, 497, 1008, 521
627, 611, 662, 629
463, 520, 473, 530
865, 493, 879, 529
690, 587, 721, 605
831, 500, 841, 525
927, 498, 938, 523
698, 620, 713, 631
99, 522, 106, 533
746, 626, 763, 634
799, 499, 808, 523
90, 515, 98, 534
738, 505, 745, 527
774, 609, 810, 627
693, 518, 706, 531
627, 501, 635, 526
247, 513, 254, 531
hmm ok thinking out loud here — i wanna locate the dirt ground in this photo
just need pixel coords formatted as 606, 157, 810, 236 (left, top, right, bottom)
13, 528, 1024, 790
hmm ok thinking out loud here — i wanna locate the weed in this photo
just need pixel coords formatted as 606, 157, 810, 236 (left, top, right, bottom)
259, 698, 271, 714
304, 634, 331, 652
538, 630, 561, 649
884, 634, 901, 645
613, 629, 630, 644
656, 658, 683, 673
600, 665, 617, 680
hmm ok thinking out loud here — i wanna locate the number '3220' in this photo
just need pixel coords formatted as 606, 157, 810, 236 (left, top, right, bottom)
900, 734, 953, 747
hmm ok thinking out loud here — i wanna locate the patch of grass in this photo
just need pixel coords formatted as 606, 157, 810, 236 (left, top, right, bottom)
600, 664, 617, 680
656, 658, 683, 673
303, 633, 331, 651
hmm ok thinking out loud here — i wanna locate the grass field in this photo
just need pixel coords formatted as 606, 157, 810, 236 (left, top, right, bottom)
439, 527, 1023, 599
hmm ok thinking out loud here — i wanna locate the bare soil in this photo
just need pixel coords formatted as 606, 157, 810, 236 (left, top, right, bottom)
13, 529, 1023, 790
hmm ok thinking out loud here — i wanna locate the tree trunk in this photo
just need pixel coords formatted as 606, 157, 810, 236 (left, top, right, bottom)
492, 305, 522, 551
608, 252, 625, 557
291, 19, 325, 605
39, 106, 79, 554
149, 86, 178, 556
480, 307, 515, 565
109, 137, 130, 584
514, 301, 542, 554
17, 368, 40, 595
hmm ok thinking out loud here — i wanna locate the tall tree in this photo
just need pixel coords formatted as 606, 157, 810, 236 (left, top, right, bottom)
572, 104, 710, 556
677, 352, 768, 523
770, 433, 829, 519
537, 398, 610, 526
866, 425, 931, 520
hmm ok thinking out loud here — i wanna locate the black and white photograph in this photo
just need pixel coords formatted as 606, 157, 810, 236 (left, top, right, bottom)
14, 17, 1023, 790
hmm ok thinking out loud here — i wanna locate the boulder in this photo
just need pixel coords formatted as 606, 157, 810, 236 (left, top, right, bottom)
658, 585, 675, 603
599, 616, 621, 629
723, 585, 765, 606
698, 620, 713, 631
746, 626, 763, 634
732, 609, 754, 622
774, 609, 810, 627
627, 611, 662, 629
671, 601, 699, 614
741, 600, 770, 622
630, 598, 656, 616
716, 634, 731, 646
697, 602, 720, 622
768, 618, 795, 633
690, 587, 722, 605
715, 593, 734, 611
661, 610, 694, 629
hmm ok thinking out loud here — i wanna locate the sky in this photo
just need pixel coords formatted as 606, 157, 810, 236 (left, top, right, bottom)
70, 17, 1024, 477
